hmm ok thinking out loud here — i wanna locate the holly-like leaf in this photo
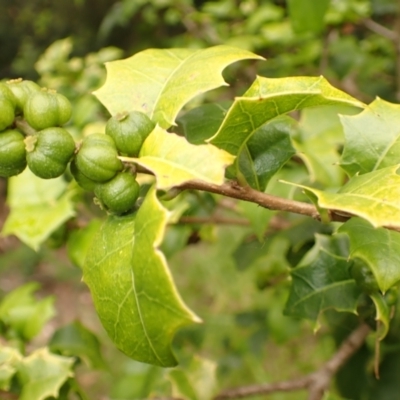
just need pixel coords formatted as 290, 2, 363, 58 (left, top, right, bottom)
17, 348, 74, 400
0, 347, 22, 391
177, 102, 231, 145
370, 292, 390, 341
127, 126, 234, 190
0, 283, 55, 341
83, 186, 201, 367
1, 169, 75, 251
94, 46, 263, 128
237, 115, 297, 190
168, 356, 218, 400
284, 234, 361, 329
286, 164, 400, 229
49, 321, 106, 369
209, 76, 365, 155
339, 218, 400, 293
340, 98, 400, 176
294, 105, 359, 187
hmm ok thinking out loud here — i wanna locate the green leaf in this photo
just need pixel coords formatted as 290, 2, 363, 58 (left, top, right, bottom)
237, 115, 296, 190
288, 0, 330, 34
209, 76, 365, 155
177, 102, 231, 145
94, 46, 263, 129
340, 98, 400, 176
1, 169, 76, 251
66, 219, 103, 269
287, 164, 400, 229
168, 356, 218, 400
370, 292, 390, 340
294, 105, 359, 187
339, 218, 400, 293
83, 186, 200, 367
0, 346, 22, 391
0, 283, 55, 341
284, 234, 361, 329
17, 348, 74, 400
49, 321, 105, 369
128, 126, 234, 190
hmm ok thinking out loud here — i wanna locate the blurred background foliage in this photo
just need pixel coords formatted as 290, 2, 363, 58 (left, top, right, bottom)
1, 0, 400, 102
2, 0, 400, 399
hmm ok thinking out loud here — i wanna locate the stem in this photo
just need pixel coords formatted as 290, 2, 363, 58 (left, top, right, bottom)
14, 117, 37, 136
215, 323, 371, 400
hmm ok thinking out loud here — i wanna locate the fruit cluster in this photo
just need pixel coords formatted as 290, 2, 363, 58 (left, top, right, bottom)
0, 79, 155, 215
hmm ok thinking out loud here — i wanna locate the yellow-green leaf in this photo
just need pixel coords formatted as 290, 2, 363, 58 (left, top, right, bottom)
1, 169, 75, 251
284, 165, 400, 229
128, 126, 234, 190
17, 348, 74, 400
94, 46, 263, 128
83, 186, 201, 367
209, 76, 365, 155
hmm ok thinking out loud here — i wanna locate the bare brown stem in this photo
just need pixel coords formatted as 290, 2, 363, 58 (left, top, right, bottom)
215, 323, 371, 400
362, 18, 397, 41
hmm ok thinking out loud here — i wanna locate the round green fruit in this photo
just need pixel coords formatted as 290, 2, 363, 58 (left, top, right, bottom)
0, 82, 17, 106
0, 98, 16, 132
0, 130, 27, 177
75, 133, 123, 182
350, 259, 379, 295
26, 127, 76, 179
24, 89, 72, 130
105, 111, 155, 156
7, 79, 41, 113
95, 172, 140, 214
69, 158, 97, 191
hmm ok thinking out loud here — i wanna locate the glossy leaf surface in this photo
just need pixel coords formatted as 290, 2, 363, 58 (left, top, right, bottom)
209, 76, 365, 155
339, 218, 400, 293
237, 115, 296, 190
284, 234, 360, 329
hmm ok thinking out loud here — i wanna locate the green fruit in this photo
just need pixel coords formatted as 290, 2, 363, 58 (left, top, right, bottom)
350, 259, 379, 295
0, 83, 17, 131
75, 133, 123, 182
105, 111, 155, 156
26, 127, 76, 179
69, 158, 97, 191
95, 172, 140, 214
0, 99, 16, 132
7, 79, 41, 113
0, 129, 27, 177
24, 89, 72, 130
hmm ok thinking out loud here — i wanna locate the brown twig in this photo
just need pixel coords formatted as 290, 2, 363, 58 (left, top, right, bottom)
362, 18, 397, 41
178, 180, 353, 226
215, 323, 371, 400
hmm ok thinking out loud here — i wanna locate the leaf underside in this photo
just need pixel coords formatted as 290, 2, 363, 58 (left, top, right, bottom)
83, 186, 200, 367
